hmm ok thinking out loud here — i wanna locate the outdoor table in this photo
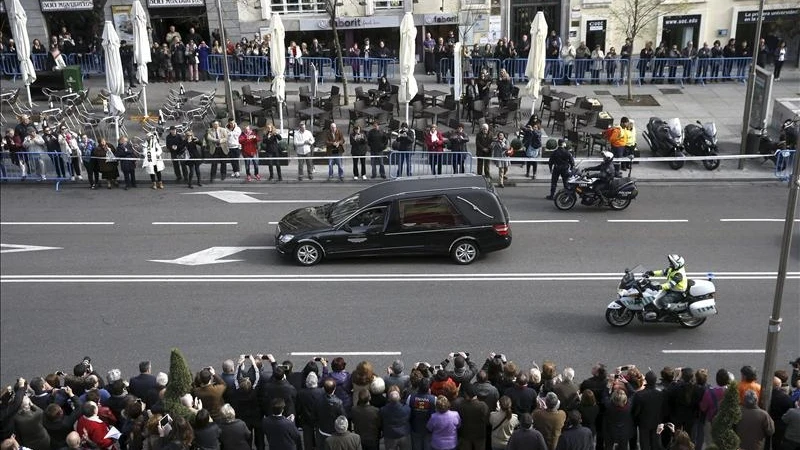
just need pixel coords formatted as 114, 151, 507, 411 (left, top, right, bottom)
425, 89, 449, 106
252, 89, 271, 98
182, 90, 206, 100
424, 105, 450, 125
238, 104, 263, 124
299, 106, 327, 118
360, 106, 384, 121
549, 91, 576, 107
563, 106, 589, 131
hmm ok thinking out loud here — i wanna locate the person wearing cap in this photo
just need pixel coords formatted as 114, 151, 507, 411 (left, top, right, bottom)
546, 138, 574, 200
736, 389, 775, 450
507, 413, 547, 450
165, 126, 185, 183
533, 392, 566, 450
632, 370, 665, 450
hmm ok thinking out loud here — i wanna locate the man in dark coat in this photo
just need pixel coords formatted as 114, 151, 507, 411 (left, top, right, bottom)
128, 361, 157, 401
263, 398, 302, 450
297, 372, 323, 450
366, 121, 388, 179
546, 139, 574, 200
632, 371, 665, 450
768, 376, 794, 450
350, 390, 380, 450
379, 387, 411, 450
325, 416, 360, 450
580, 363, 609, 450
557, 410, 594, 450
505, 374, 537, 416
456, 384, 489, 450
507, 413, 548, 450
442, 353, 478, 393
314, 379, 346, 449
261, 366, 298, 418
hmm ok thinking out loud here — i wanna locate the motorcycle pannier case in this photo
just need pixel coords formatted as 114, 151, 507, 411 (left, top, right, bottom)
689, 299, 718, 318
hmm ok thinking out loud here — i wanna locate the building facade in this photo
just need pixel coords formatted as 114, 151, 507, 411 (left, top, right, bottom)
0, 0, 796, 63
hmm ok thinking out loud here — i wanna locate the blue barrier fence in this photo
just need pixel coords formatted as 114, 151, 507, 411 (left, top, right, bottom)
1, 53, 106, 79
775, 149, 796, 181
387, 150, 472, 178
439, 57, 753, 85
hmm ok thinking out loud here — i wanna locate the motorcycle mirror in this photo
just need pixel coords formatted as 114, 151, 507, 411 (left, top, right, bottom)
707, 272, 715, 281
697, 120, 702, 125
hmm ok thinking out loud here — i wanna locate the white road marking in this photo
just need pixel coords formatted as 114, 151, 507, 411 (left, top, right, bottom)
510, 220, 580, 223
607, 219, 689, 223
0, 222, 115, 225
2, 271, 796, 283
152, 222, 239, 225
289, 351, 402, 356
184, 190, 327, 204
720, 219, 800, 222
149, 246, 275, 266
1, 244, 63, 254
662, 349, 765, 354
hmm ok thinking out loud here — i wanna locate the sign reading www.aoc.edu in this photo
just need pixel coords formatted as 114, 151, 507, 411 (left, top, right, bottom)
40, 0, 93, 11
148, 0, 204, 7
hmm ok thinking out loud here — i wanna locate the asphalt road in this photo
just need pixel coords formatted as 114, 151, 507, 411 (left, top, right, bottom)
1, 180, 798, 385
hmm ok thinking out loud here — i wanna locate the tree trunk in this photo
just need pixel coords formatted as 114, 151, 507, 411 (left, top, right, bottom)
331, 24, 350, 106
627, 57, 633, 100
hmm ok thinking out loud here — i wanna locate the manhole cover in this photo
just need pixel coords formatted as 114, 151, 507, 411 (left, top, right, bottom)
594, 90, 612, 95
659, 88, 683, 94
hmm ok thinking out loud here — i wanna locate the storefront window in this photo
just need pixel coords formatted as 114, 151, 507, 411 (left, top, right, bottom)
374, 0, 403, 9
271, 0, 327, 14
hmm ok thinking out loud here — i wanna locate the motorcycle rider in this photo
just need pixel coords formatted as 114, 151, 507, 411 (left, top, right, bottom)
583, 150, 616, 196
643, 254, 687, 320
546, 138, 573, 200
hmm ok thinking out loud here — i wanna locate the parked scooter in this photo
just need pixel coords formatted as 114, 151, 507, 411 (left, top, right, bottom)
758, 117, 799, 165
683, 121, 720, 170
642, 117, 685, 169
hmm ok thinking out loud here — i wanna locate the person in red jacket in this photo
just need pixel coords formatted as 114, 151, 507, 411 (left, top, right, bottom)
424, 124, 446, 175
75, 401, 117, 450
239, 125, 260, 182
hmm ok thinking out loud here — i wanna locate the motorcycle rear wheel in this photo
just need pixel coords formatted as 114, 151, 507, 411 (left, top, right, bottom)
669, 151, 685, 170
606, 307, 635, 327
678, 316, 707, 328
609, 197, 632, 210
703, 151, 720, 171
554, 190, 577, 210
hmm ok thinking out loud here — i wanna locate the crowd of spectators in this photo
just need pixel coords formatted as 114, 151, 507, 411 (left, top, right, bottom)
2, 352, 799, 450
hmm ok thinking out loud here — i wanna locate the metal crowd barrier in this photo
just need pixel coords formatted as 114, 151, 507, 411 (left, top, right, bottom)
337, 57, 396, 82
206, 55, 334, 83
387, 150, 472, 178
775, 149, 796, 182
66, 53, 106, 76
0, 151, 85, 190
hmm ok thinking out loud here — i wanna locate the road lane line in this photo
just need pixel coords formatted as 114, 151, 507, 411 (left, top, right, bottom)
1, 222, 115, 225
720, 219, 800, 222
152, 222, 239, 225
662, 350, 765, 354
289, 351, 402, 356
510, 220, 580, 223
2, 271, 795, 278
607, 219, 689, 223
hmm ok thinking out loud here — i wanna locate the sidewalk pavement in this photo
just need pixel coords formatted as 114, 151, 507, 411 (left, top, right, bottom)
2, 65, 797, 185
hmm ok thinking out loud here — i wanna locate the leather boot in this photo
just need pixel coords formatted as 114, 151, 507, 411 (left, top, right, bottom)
151, 182, 157, 190
157, 181, 164, 189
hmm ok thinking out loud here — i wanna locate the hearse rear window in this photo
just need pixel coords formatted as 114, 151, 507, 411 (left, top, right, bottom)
398, 196, 465, 230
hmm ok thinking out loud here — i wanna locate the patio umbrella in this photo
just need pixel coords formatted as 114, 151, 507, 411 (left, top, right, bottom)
132, 0, 151, 116
103, 21, 126, 141
453, 41, 462, 119
525, 11, 548, 115
398, 12, 418, 125
8, 0, 36, 107
270, 13, 286, 134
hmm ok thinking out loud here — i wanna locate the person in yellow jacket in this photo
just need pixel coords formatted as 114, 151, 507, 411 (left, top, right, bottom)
643, 254, 687, 320
622, 119, 636, 171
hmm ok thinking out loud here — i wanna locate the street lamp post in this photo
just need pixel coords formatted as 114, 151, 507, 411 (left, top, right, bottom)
759, 145, 800, 412
737, 0, 765, 169
216, 0, 236, 119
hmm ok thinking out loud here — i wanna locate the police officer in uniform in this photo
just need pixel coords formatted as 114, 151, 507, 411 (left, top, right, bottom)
644, 254, 688, 320
546, 138, 574, 200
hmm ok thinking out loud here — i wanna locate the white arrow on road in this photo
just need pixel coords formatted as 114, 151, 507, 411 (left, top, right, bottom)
150, 246, 275, 266
185, 190, 327, 204
1, 244, 63, 254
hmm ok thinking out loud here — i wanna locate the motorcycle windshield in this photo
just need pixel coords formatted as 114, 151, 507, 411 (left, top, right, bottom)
704, 122, 717, 139
667, 118, 682, 139
619, 264, 647, 289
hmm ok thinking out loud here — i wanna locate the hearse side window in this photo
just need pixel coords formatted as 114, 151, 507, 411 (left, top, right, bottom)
398, 196, 465, 230
347, 206, 388, 231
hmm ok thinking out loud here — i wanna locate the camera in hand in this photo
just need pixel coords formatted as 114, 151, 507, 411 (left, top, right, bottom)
314, 357, 322, 362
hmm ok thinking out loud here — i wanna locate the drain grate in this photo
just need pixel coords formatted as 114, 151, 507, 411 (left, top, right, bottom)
594, 90, 612, 95
659, 88, 683, 94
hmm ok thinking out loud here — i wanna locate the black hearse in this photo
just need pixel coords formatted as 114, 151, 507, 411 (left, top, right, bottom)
275, 174, 512, 265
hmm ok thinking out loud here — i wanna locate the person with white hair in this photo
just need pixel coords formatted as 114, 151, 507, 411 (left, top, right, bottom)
736, 390, 775, 450
297, 371, 324, 450
553, 368, 580, 411
325, 415, 361, 450
217, 404, 252, 450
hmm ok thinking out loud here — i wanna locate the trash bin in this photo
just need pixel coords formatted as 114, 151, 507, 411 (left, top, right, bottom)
62, 65, 83, 92
746, 131, 762, 154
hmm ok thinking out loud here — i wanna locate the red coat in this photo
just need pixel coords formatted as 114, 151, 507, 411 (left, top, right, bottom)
239, 131, 259, 157
425, 131, 445, 152
76, 415, 116, 450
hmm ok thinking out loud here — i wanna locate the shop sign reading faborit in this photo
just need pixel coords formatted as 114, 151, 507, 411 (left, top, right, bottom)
298, 16, 400, 30
424, 14, 458, 25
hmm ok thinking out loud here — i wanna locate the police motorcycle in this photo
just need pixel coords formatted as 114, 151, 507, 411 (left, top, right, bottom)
642, 117, 685, 170
758, 116, 799, 168
683, 120, 720, 171
553, 153, 638, 211
605, 265, 718, 328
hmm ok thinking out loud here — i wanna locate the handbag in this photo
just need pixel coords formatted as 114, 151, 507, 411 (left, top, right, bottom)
391, 140, 400, 151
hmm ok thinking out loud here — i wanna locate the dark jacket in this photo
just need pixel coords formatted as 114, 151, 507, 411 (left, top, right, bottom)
394, 129, 414, 152
192, 423, 221, 450
324, 432, 361, 450
14, 406, 51, 450
262, 415, 301, 450
456, 398, 488, 440
296, 387, 324, 427
555, 424, 594, 450
349, 131, 368, 157
367, 128, 389, 154
128, 374, 157, 401
43, 396, 82, 450
217, 419, 251, 450
350, 404, 381, 443
552, 381, 580, 411
505, 385, 537, 416
507, 428, 548, 450
229, 387, 262, 427
548, 147, 575, 170
603, 401, 635, 442
164, 133, 185, 156
314, 394, 345, 435
632, 386, 665, 429
408, 392, 435, 433
115, 142, 138, 173
473, 382, 499, 412
585, 160, 614, 181
262, 133, 283, 157
260, 379, 297, 418
380, 402, 411, 438
476, 131, 493, 156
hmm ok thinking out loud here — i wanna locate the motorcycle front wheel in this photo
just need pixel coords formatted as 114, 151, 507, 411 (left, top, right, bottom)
703, 151, 720, 171
606, 307, 635, 327
678, 316, 707, 328
609, 197, 633, 211
669, 150, 685, 170
554, 190, 577, 210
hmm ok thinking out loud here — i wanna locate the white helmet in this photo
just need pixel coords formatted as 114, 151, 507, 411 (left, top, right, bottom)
668, 254, 685, 270
602, 151, 614, 162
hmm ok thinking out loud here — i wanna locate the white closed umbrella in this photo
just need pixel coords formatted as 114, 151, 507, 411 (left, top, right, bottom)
453, 42, 462, 119
525, 12, 548, 115
8, 0, 36, 107
103, 21, 126, 141
132, 0, 151, 117
398, 12, 418, 125
270, 14, 286, 134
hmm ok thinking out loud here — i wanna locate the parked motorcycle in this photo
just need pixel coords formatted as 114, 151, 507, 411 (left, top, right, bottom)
683, 121, 720, 170
553, 157, 638, 211
758, 117, 799, 166
642, 117, 685, 170
605, 265, 718, 328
